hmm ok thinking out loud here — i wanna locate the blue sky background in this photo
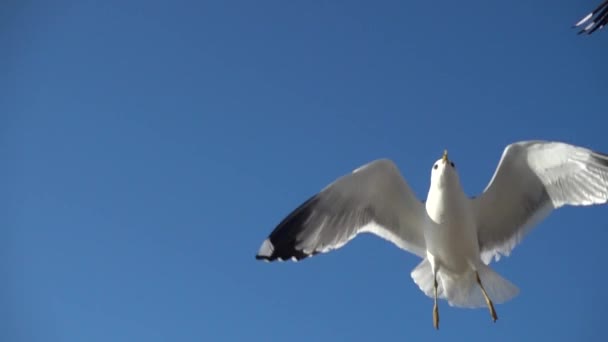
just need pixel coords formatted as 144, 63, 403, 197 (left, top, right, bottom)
2, 1, 608, 341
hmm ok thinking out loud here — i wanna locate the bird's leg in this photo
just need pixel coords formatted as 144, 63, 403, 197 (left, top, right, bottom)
433, 276, 439, 330
475, 271, 498, 322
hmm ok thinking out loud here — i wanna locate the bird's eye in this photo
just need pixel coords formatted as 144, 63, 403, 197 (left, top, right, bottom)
433, 164, 438, 170
450, 162, 455, 168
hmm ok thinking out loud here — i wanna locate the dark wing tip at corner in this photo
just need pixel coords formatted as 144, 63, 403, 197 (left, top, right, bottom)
575, 0, 608, 34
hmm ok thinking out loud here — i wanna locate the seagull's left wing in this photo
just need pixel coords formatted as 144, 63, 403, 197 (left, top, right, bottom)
256, 159, 428, 262
472, 141, 608, 263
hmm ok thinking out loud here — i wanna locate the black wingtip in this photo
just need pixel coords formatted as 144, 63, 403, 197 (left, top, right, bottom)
574, 0, 608, 35
255, 195, 321, 262
255, 252, 311, 262
254, 241, 314, 262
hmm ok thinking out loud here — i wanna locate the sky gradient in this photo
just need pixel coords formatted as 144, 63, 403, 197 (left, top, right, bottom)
3, 1, 608, 341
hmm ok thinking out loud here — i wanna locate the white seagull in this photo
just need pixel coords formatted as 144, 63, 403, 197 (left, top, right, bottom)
256, 141, 608, 329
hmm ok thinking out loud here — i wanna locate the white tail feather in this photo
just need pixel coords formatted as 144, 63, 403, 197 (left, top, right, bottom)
411, 258, 519, 308
411, 258, 444, 298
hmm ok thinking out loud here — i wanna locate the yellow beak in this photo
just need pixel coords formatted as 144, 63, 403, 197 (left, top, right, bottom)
442, 150, 448, 163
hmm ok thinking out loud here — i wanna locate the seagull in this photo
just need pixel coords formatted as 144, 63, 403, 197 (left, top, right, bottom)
575, 0, 608, 34
255, 141, 608, 329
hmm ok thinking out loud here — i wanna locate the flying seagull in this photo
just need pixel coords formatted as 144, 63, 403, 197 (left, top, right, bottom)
255, 141, 608, 329
575, 0, 608, 34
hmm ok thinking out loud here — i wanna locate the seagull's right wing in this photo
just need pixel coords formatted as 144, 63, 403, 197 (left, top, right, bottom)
574, 0, 608, 34
472, 141, 608, 264
256, 159, 428, 262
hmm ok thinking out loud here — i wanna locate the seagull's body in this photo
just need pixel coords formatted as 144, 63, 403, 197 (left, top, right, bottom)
256, 141, 608, 328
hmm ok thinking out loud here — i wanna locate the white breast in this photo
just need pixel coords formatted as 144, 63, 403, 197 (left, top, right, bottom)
423, 178, 479, 273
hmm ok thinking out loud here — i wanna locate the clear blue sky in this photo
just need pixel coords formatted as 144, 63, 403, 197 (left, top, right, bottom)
2, 1, 608, 341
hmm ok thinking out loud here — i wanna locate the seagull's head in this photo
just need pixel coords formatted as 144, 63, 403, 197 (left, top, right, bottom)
430, 150, 460, 188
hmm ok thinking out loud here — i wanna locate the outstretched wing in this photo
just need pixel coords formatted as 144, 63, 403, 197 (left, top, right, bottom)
472, 141, 608, 263
256, 159, 428, 262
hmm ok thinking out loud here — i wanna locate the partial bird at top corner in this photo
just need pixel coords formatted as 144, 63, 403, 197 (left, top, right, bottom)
574, 0, 608, 34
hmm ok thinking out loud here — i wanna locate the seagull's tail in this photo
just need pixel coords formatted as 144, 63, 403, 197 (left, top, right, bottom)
411, 259, 519, 308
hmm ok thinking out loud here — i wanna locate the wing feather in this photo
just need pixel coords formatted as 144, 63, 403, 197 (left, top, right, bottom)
256, 159, 428, 262
575, 0, 608, 34
473, 141, 608, 263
